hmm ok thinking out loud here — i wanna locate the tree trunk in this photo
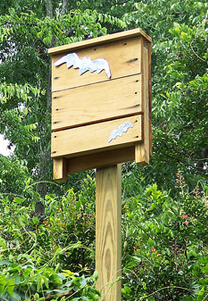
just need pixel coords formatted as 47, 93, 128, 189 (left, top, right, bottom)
36, 145, 50, 198
36, 0, 69, 202
35, 0, 54, 202
61, 0, 69, 15
45, 0, 53, 18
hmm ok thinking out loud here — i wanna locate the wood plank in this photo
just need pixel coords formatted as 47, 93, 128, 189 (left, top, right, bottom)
53, 157, 67, 182
52, 74, 142, 131
51, 115, 143, 158
148, 41, 152, 157
48, 28, 152, 55
96, 165, 122, 301
51, 36, 142, 92
67, 146, 135, 174
135, 38, 150, 165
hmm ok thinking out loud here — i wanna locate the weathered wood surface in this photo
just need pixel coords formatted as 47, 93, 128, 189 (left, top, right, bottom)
66, 146, 135, 175
53, 146, 135, 180
148, 40, 152, 157
51, 115, 142, 158
52, 74, 142, 131
53, 157, 67, 182
51, 36, 142, 92
49, 29, 152, 179
48, 28, 152, 55
96, 165, 122, 301
135, 39, 151, 165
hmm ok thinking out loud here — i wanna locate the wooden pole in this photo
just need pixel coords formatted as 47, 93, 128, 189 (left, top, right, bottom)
96, 164, 122, 301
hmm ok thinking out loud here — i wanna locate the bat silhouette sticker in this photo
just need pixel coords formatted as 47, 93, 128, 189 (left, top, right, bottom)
108, 122, 133, 143
54, 53, 111, 79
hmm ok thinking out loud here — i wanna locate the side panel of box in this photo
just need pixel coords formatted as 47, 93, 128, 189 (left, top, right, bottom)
135, 38, 151, 165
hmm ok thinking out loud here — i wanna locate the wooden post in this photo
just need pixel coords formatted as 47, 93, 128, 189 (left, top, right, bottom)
96, 165, 122, 301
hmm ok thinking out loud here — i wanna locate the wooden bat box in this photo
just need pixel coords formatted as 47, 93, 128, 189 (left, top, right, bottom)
48, 28, 152, 182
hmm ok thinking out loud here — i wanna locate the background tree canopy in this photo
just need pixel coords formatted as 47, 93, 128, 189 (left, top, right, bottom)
0, 0, 208, 300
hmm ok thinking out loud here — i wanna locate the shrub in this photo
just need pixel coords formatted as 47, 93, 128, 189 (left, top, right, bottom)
122, 171, 208, 300
0, 176, 97, 300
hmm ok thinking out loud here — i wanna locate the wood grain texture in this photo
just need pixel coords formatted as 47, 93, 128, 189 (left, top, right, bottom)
67, 146, 135, 174
48, 28, 152, 55
49, 29, 152, 178
135, 38, 150, 165
51, 36, 142, 92
148, 41, 152, 157
52, 74, 142, 131
53, 157, 67, 182
51, 115, 143, 158
96, 165, 122, 301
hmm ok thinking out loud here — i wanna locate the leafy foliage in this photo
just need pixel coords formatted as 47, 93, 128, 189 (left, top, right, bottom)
0, 259, 100, 301
0, 179, 98, 300
0, 174, 208, 300
122, 172, 208, 300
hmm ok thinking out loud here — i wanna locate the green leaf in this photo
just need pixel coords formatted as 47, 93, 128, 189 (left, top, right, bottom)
4, 206, 10, 213
14, 197, 25, 204
0, 260, 12, 266
201, 264, 208, 275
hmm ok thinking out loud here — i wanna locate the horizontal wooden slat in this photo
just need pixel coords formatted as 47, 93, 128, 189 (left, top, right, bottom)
52, 74, 142, 131
51, 115, 142, 158
48, 28, 152, 55
66, 146, 135, 175
53, 142, 151, 178
51, 36, 142, 92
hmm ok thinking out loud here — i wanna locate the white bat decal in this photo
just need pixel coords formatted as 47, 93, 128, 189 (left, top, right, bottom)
54, 53, 111, 79
108, 122, 133, 143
